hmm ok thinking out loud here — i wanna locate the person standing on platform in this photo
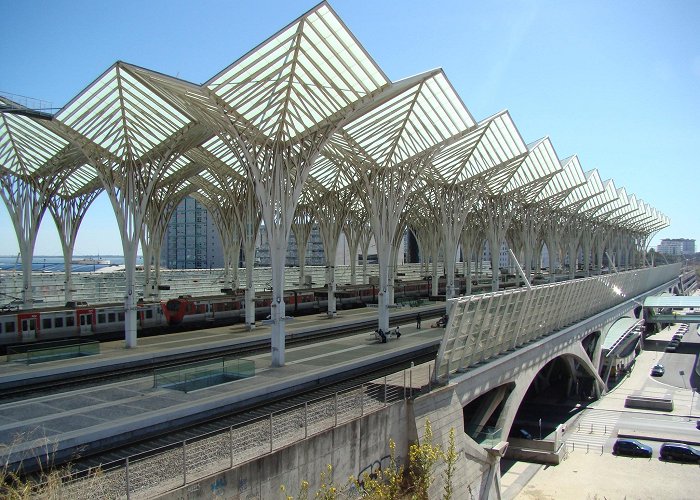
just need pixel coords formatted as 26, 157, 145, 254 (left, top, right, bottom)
416, 313, 421, 329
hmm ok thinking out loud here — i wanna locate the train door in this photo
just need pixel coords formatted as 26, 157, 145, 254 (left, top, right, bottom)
18, 313, 39, 340
77, 309, 94, 334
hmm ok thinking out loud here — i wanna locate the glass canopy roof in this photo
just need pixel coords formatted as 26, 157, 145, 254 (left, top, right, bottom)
0, 1, 669, 240
206, 3, 388, 143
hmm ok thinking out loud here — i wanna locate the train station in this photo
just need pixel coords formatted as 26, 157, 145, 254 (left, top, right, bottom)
1, 2, 697, 499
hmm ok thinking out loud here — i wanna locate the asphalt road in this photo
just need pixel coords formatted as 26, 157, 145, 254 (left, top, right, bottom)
652, 322, 699, 390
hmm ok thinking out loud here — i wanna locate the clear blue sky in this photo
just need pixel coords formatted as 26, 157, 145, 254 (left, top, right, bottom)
1, 0, 698, 256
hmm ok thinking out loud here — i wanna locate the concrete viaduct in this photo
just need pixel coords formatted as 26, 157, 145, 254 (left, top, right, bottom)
154, 263, 688, 499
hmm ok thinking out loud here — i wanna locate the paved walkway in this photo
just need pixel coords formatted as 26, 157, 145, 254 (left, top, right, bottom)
503, 323, 700, 500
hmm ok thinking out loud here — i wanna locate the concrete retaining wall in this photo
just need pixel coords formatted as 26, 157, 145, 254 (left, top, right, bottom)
160, 402, 412, 499
159, 385, 501, 500
412, 386, 497, 499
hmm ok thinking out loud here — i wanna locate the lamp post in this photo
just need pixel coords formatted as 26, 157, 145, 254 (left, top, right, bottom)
692, 389, 696, 421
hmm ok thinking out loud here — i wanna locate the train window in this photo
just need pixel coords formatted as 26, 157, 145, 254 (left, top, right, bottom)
55, 317, 63, 328
42, 318, 52, 329
98, 313, 106, 324
145, 310, 153, 319
108, 312, 116, 323
118, 312, 125, 321
6, 321, 15, 333
66, 316, 75, 327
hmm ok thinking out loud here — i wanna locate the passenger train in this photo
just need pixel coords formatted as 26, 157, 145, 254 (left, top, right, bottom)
0, 277, 478, 351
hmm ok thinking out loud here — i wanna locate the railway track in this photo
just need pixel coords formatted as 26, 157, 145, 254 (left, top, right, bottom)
5, 308, 445, 475
68, 350, 435, 475
1, 306, 444, 401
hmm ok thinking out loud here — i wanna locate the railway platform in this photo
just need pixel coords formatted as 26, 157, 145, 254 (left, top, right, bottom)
0, 303, 445, 470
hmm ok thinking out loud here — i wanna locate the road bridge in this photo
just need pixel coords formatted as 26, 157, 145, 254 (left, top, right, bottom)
642, 295, 700, 323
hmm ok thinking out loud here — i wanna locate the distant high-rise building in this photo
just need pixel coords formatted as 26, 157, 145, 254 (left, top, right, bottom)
255, 224, 326, 267
481, 240, 511, 269
161, 197, 224, 269
657, 238, 695, 256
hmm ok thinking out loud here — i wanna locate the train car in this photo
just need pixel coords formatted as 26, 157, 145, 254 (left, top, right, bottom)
163, 293, 243, 326
0, 277, 446, 351
0, 300, 164, 348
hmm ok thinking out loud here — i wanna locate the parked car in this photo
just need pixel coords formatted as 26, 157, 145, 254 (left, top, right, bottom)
660, 443, 700, 462
517, 428, 533, 440
613, 439, 652, 458
651, 364, 665, 377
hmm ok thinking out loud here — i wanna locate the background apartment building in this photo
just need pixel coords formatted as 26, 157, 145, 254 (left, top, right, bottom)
657, 238, 696, 256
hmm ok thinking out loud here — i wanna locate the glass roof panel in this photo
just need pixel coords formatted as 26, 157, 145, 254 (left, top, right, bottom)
0, 113, 71, 176
206, 4, 388, 142
428, 111, 527, 187
332, 72, 473, 174
60, 164, 100, 195
560, 169, 604, 211
501, 137, 561, 199
535, 155, 587, 206
581, 178, 618, 214
599, 187, 632, 222
56, 65, 192, 160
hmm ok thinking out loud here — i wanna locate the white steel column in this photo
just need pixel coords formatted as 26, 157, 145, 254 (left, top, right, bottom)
48, 190, 100, 304
481, 196, 519, 292
291, 211, 313, 287
361, 161, 424, 332
239, 194, 260, 331
0, 174, 53, 309
315, 192, 349, 318
206, 202, 241, 293
460, 213, 486, 296
142, 187, 188, 300
342, 210, 367, 286
359, 227, 373, 285
435, 184, 481, 301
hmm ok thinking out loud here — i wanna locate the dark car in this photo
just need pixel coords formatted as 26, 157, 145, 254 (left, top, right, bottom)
517, 428, 533, 440
613, 439, 652, 458
660, 443, 700, 462
651, 364, 665, 377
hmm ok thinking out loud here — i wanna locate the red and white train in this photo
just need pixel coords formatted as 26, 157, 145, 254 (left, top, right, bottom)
0, 277, 475, 351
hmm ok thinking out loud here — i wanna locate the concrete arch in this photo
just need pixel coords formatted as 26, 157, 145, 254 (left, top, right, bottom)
490, 347, 605, 441
633, 304, 644, 319
582, 330, 602, 363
